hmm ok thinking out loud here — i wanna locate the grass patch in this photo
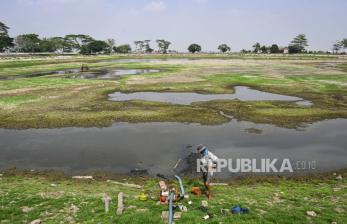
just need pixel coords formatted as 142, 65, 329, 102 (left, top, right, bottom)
0, 171, 346, 223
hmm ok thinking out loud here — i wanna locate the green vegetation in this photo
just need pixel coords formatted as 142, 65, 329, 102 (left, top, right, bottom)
0, 171, 346, 223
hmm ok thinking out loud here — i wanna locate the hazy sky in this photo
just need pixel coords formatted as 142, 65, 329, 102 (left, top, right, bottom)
1, 0, 346, 52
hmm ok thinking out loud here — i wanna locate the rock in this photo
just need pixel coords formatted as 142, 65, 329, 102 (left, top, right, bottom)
331, 222, 337, 224
178, 205, 187, 212
334, 207, 345, 213
333, 173, 336, 176
22, 206, 33, 213
333, 187, 341, 192
201, 200, 208, 208
188, 201, 193, 205
127, 205, 137, 209
303, 197, 309, 201
50, 183, 57, 187
70, 204, 79, 214
336, 175, 342, 180
203, 215, 210, 220
306, 211, 317, 217
161, 211, 169, 221
30, 219, 41, 224
174, 212, 182, 219
184, 194, 189, 199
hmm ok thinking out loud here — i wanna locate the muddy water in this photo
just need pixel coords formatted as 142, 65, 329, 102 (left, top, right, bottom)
70, 69, 160, 80
109, 86, 313, 106
0, 119, 346, 179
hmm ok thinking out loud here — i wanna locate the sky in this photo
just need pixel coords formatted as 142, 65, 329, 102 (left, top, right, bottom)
1, 0, 347, 52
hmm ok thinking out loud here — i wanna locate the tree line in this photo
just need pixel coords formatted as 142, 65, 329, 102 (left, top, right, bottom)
1, 21, 346, 54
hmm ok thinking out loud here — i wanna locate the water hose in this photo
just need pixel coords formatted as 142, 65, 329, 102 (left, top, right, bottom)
168, 192, 175, 224
174, 175, 185, 199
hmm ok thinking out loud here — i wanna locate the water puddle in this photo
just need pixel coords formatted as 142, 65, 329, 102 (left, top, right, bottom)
69, 69, 160, 80
108, 86, 313, 106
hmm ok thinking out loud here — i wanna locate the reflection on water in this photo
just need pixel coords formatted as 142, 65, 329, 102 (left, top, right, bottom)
0, 119, 346, 179
109, 86, 313, 106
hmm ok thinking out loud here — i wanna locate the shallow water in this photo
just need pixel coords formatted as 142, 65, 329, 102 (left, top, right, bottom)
70, 69, 160, 80
0, 119, 346, 178
109, 86, 313, 106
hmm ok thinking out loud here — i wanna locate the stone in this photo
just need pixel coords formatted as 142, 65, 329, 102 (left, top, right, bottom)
336, 175, 342, 180
306, 211, 317, 217
201, 200, 208, 207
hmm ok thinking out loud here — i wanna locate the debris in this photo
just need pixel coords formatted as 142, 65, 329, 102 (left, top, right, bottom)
102, 193, 112, 213
220, 208, 229, 215
162, 211, 182, 222
231, 205, 249, 214
117, 192, 124, 215
127, 205, 137, 209
178, 205, 188, 212
130, 169, 148, 176
184, 194, 189, 199
306, 211, 317, 217
334, 207, 345, 213
106, 180, 142, 189
210, 183, 228, 186
188, 201, 193, 205
72, 176, 93, 180
50, 183, 57, 187
192, 187, 202, 196
173, 158, 182, 170
336, 174, 342, 180
333, 187, 341, 192
136, 208, 148, 212
203, 215, 210, 220
139, 192, 148, 201
201, 200, 208, 207
29, 219, 41, 224
81, 64, 89, 72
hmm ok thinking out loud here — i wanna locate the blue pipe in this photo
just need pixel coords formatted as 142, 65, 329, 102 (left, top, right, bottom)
174, 175, 185, 199
168, 192, 174, 224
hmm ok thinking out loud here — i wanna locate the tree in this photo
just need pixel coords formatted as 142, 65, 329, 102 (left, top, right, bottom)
342, 39, 347, 49
0, 21, 10, 35
332, 41, 342, 54
114, 44, 132, 54
288, 45, 301, 54
156, 39, 171, 53
269, 44, 280, 53
290, 34, 308, 53
260, 45, 268, 53
134, 41, 143, 52
105, 38, 116, 54
252, 42, 261, 53
15, 34, 41, 52
80, 40, 108, 54
143, 40, 153, 53
64, 34, 94, 52
218, 44, 231, 53
0, 21, 13, 52
188, 43, 201, 53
